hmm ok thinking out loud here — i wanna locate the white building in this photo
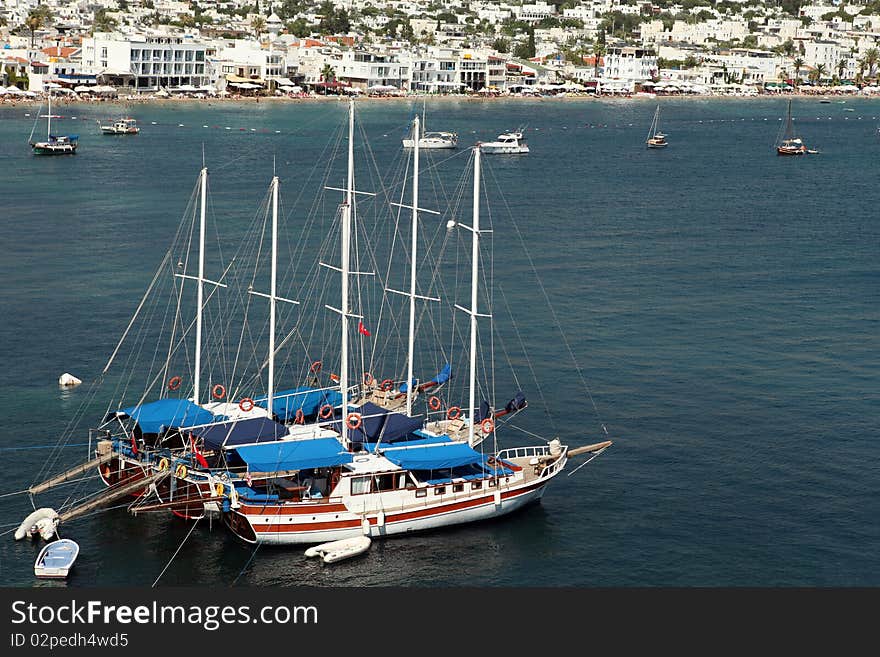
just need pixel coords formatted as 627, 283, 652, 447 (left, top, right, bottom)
604, 46, 657, 82
81, 32, 211, 91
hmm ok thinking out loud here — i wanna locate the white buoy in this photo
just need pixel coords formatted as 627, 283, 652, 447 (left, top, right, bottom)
58, 373, 82, 387
446, 220, 456, 230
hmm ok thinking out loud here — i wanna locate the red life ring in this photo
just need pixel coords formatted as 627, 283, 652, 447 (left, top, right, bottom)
363, 372, 374, 386
310, 360, 322, 373
447, 406, 461, 421
239, 397, 254, 413
212, 384, 226, 400
294, 409, 305, 425
168, 375, 182, 391
481, 418, 495, 434
379, 379, 394, 391
428, 396, 441, 411
318, 404, 334, 419
346, 413, 362, 430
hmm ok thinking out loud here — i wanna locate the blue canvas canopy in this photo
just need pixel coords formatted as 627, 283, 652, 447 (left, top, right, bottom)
107, 399, 218, 435
253, 387, 342, 421
187, 417, 289, 451
362, 433, 452, 452
232, 437, 352, 473
330, 402, 423, 445
382, 442, 484, 470
399, 363, 451, 393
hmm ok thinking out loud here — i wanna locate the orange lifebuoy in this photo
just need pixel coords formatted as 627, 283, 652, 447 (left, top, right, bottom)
310, 360, 322, 373
318, 404, 334, 419
346, 413, 362, 430
447, 406, 461, 421
294, 409, 305, 424
379, 379, 394, 391
239, 397, 254, 413
363, 372, 374, 386
168, 375, 182, 391
212, 384, 226, 400
481, 418, 495, 434
428, 396, 441, 411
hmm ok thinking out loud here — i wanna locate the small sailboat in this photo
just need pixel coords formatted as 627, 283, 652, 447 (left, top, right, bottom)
34, 538, 80, 579
645, 105, 668, 148
402, 102, 457, 149
776, 100, 816, 156
30, 92, 78, 155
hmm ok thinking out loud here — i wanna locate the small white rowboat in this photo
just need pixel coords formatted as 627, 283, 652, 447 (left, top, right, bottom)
304, 536, 371, 564
34, 538, 80, 579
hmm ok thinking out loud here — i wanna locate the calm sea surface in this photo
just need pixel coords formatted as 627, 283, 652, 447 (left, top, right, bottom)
0, 97, 877, 587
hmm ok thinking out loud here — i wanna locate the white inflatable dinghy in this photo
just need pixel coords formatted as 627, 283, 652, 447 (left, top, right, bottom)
304, 536, 371, 564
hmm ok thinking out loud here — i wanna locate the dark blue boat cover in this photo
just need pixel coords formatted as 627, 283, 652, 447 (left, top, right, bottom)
108, 399, 218, 435
329, 401, 423, 445
253, 387, 343, 421
187, 417, 289, 451
232, 437, 352, 472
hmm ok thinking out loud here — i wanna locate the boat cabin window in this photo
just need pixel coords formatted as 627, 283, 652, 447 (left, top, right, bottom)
471, 481, 482, 490
372, 473, 398, 492
434, 486, 446, 496
350, 476, 371, 495
452, 483, 464, 493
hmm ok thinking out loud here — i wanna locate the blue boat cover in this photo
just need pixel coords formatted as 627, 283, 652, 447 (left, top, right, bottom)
382, 442, 484, 470
362, 434, 452, 452
187, 417, 289, 451
253, 387, 342, 421
329, 401, 423, 445
109, 399, 218, 435
400, 363, 452, 392
233, 437, 352, 472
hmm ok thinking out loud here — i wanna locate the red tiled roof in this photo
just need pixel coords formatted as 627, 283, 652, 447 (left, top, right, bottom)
41, 46, 78, 58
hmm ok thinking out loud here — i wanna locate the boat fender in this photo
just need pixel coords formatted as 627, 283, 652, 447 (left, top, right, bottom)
14, 508, 59, 541
361, 517, 371, 536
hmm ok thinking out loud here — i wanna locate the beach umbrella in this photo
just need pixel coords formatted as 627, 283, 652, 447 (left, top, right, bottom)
4, 86, 24, 95
74, 85, 92, 93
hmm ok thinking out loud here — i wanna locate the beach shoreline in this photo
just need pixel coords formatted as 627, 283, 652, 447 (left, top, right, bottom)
4, 90, 880, 108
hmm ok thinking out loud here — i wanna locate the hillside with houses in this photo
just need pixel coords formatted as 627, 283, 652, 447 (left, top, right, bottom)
3, 0, 880, 98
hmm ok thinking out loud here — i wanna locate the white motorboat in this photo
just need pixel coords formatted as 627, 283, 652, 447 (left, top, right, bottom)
477, 131, 529, 154
99, 117, 140, 135
34, 538, 80, 578
304, 535, 371, 563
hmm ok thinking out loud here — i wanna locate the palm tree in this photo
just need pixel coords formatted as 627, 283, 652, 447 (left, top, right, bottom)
592, 43, 605, 79
792, 57, 804, 87
320, 63, 335, 95
251, 16, 266, 38
814, 63, 827, 85
863, 48, 878, 82
25, 7, 52, 48
837, 58, 846, 81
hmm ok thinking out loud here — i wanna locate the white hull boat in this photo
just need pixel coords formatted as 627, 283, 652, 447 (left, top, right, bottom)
402, 132, 458, 149
478, 131, 529, 154
34, 538, 80, 579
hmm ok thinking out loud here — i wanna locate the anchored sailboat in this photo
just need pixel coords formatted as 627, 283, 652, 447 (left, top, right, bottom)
402, 102, 457, 149
776, 99, 816, 156
20, 100, 613, 557
30, 93, 78, 155
646, 104, 668, 148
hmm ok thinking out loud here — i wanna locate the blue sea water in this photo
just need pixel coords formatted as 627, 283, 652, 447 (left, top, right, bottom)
0, 97, 877, 587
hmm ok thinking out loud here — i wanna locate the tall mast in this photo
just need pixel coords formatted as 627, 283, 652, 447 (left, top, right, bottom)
47, 93, 51, 140
340, 99, 354, 445
467, 147, 481, 447
267, 174, 279, 414
406, 115, 420, 417
194, 166, 207, 406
